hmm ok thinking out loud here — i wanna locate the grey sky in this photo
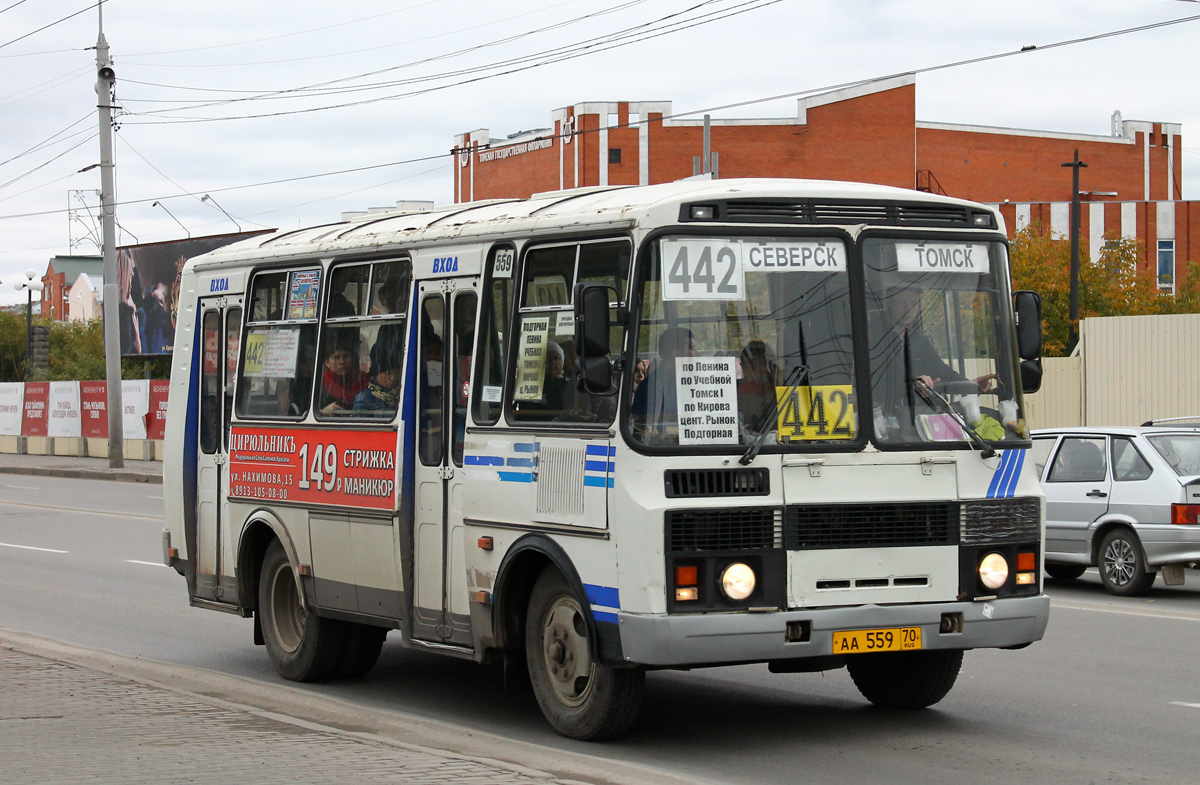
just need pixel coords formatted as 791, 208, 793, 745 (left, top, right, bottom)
1, 0, 1196, 303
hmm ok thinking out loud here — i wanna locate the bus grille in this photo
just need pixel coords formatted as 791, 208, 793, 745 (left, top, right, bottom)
666, 507, 782, 552
960, 497, 1041, 544
784, 502, 957, 550
664, 468, 769, 498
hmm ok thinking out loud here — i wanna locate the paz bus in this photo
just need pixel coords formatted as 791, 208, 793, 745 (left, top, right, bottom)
162, 177, 1049, 740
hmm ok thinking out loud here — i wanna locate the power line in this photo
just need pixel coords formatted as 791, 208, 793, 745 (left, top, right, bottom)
0, 1, 101, 51
1, 8, 1197, 220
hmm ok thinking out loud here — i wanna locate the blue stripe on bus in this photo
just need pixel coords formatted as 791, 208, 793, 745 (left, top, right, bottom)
513, 442, 537, 453
584, 584, 619, 608
506, 457, 534, 467
584, 460, 615, 473
464, 455, 503, 466
986, 450, 1012, 498
498, 471, 534, 483
583, 476, 615, 488
585, 444, 616, 457
1002, 449, 1025, 497
591, 610, 618, 624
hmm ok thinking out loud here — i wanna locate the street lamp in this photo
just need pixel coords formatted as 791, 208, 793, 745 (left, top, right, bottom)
12, 269, 45, 381
201, 194, 242, 232
152, 200, 190, 238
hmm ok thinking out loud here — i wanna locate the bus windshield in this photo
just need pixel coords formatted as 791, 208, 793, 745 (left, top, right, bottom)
629, 234, 856, 449
627, 234, 1026, 452
863, 237, 1025, 448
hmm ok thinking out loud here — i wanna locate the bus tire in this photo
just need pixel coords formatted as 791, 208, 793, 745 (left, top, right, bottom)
847, 649, 963, 710
258, 539, 346, 682
525, 569, 644, 740
337, 624, 387, 679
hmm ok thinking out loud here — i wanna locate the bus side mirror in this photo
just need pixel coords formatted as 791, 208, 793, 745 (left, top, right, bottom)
574, 283, 614, 395
1013, 290, 1043, 394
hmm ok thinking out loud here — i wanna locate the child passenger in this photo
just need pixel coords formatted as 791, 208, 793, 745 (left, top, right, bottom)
354, 330, 405, 413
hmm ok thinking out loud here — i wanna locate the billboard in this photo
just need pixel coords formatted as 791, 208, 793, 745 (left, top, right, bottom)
117, 230, 270, 357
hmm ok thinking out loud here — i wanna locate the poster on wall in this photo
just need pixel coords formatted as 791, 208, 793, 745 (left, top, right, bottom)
117, 229, 270, 358
21, 382, 48, 437
46, 381, 81, 438
0, 383, 23, 436
122, 379, 150, 440
79, 381, 108, 438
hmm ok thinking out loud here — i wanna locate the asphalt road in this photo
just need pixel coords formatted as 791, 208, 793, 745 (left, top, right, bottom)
2, 473, 1199, 784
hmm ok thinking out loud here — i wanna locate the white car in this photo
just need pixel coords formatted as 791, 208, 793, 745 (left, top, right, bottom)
1031, 424, 1200, 596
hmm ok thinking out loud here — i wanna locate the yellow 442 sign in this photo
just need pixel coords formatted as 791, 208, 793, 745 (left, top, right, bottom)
775, 385, 856, 440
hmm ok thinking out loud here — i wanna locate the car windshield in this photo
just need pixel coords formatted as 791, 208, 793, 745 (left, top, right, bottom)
863, 237, 1026, 448
628, 235, 855, 450
1146, 433, 1200, 475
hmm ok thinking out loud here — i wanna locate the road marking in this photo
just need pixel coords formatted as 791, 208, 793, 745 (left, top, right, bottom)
2, 484, 38, 490
0, 542, 68, 554
1170, 702, 1200, 709
1051, 598, 1200, 623
0, 499, 162, 520
125, 559, 168, 568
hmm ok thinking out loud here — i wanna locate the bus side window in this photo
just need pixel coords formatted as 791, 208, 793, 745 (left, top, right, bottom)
316, 259, 411, 421
472, 245, 515, 426
236, 268, 321, 419
510, 239, 629, 425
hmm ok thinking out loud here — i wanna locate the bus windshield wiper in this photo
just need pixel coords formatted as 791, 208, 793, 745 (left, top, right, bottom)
913, 379, 996, 459
739, 363, 808, 465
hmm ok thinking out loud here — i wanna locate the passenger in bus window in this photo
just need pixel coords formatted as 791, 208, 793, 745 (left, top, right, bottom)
630, 327, 696, 426
371, 276, 404, 315
883, 286, 995, 394
318, 330, 369, 415
544, 341, 568, 411
738, 339, 778, 431
354, 333, 404, 414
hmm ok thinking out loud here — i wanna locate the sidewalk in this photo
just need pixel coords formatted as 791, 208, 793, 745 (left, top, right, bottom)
0, 452, 162, 484
0, 631, 693, 785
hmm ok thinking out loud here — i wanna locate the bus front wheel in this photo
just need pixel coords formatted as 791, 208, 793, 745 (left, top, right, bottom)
258, 539, 346, 682
525, 569, 644, 740
847, 649, 963, 710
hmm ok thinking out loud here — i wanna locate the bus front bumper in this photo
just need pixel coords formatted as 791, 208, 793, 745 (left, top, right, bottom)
616, 594, 1050, 667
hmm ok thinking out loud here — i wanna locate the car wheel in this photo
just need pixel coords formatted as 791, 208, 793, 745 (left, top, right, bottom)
525, 569, 644, 740
1045, 563, 1087, 581
1098, 528, 1156, 597
258, 539, 347, 681
847, 649, 963, 710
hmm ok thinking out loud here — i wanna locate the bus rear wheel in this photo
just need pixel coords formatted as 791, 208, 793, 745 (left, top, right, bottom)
847, 649, 963, 710
258, 539, 346, 682
525, 569, 644, 740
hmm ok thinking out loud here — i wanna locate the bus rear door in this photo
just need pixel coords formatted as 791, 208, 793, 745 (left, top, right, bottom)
195, 297, 242, 604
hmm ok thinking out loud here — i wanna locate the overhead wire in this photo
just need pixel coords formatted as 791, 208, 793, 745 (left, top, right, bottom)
1, 8, 1198, 220
0, 1, 101, 52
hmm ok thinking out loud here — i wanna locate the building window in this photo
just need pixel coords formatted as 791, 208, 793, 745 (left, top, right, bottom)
1158, 240, 1175, 290
609, 148, 622, 165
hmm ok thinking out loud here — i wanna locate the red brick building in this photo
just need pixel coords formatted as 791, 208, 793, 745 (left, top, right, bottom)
453, 75, 1192, 288
40, 255, 102, 321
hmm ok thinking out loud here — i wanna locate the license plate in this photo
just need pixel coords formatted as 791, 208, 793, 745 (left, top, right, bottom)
832, 626, 922, 654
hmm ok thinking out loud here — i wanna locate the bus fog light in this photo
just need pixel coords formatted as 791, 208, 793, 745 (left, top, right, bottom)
720, 563, 756, 601
1016, 572, 1036, 586
978, 553, 1009, 590
676, 587, 699, 601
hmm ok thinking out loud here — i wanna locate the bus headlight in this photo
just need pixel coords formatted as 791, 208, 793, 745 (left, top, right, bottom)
978, 553, 1009, 590
720, 562, 756, 601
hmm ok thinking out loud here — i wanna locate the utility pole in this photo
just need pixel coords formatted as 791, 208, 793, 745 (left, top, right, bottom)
1062, 149, 1088, 355
96, 6, 124, 468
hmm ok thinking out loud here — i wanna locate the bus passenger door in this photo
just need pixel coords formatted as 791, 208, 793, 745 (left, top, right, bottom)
412, 280, 478, 646
195, 298, 242, 604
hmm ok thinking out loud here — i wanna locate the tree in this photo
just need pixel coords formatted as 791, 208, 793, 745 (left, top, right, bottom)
1009, 221, 1194, 356
0, 310, 27, 382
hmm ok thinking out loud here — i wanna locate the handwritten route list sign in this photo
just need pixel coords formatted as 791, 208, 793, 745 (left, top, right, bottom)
514, 316, 550, 401
676, 356, 739, 445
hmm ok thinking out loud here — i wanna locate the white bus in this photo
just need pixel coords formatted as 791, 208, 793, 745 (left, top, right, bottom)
163, 178, 1049, 740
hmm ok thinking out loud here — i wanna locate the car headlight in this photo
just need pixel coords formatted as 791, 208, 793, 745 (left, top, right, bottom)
720, 562, 756, 601
978, 552, 1010, 590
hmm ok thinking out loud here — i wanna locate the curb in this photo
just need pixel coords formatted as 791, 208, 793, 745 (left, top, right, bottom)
0, 465, 163, 484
